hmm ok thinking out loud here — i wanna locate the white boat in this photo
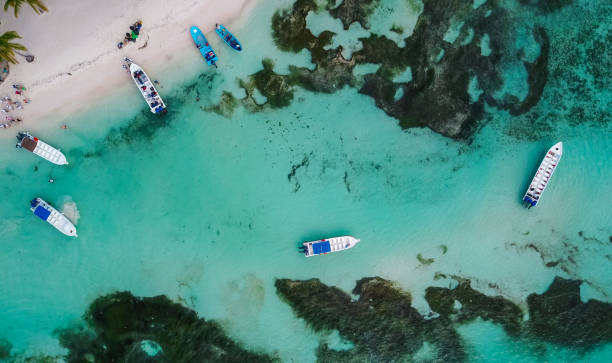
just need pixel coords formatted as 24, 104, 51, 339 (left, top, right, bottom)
123, 58, 166, 114
522, 142, 563, 208
300, 236, 360, 257
30, 198, 77, 237
16, 132, 68, 165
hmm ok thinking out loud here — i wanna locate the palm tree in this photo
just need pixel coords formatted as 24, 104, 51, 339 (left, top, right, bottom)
0, 31, 27, 64
4, 0, 48, 17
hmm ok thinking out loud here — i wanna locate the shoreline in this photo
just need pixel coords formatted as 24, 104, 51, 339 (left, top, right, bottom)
0, 0, 259, 139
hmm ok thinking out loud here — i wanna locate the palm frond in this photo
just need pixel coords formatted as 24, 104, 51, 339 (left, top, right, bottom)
0, 31, 27, 64
4, 0, 47, 17
26, 0, 47, 14
4, 0, 24, 17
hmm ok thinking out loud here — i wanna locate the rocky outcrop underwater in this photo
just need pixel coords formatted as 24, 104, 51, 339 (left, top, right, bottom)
226, 0, 609, 141
233, 0, 553, 139
54, 292, 275, 363
276, 275, 612, 361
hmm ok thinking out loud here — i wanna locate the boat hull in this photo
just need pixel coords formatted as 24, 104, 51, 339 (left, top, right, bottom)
301, 236, 360, 257
16, 132, 68, 165
215, 24, 242, 52
522, 142, 563, 208
190, 26, 218, 66
30, 198, 78, 237
127, 62, 166, 114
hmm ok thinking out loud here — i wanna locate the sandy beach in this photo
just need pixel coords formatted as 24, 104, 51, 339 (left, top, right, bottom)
0, 0, 258, 137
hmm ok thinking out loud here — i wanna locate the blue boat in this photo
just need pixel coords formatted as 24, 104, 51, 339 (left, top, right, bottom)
190, 26, 218, 67
215, 24, 242, 52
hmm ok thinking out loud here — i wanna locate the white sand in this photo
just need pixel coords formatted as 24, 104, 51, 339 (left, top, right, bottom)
0, 0, 258, 135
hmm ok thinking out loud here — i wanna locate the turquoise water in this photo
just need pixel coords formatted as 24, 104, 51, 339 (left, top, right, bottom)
1, 0, 611, 361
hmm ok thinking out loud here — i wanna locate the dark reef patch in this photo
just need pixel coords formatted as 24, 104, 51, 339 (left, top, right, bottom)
93, 108, 172, 155
519, 0, 574, 13
0, 338, 11, 359
56, 291, 274, 363
287, 47, 356, 93
276, 275, 612, 360
287, 153, 311, 192
509, 27, 550, 115
247, 59, 295, 108
271, 0, 332, 59
207, 91, 238, 118
262, 0, 551, 139
525, 276, 612, 349
275, 277, 466, 361
354, 0, 550, 138
425, 278, 523, 335
329, 0, 380, 30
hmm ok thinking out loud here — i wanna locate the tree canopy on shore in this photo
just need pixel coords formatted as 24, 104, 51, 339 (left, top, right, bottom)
3, 0, 48, 17
0, 31, 27, 64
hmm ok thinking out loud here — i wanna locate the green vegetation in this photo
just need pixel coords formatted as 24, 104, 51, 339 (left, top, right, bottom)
3, 0, 48, 17
0, 31, 26, 64
417, 253, 434, 265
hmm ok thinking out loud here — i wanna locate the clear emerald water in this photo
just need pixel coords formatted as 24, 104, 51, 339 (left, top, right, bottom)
1, 0, 611, 361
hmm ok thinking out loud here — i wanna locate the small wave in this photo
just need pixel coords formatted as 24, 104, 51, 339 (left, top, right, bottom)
60, 196, 80, 225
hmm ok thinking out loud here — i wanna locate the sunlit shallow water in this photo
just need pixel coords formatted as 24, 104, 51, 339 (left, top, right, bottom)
0, 0, 611, 361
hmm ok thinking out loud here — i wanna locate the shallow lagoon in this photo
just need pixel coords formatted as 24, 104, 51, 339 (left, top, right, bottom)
0, 0, 611, 361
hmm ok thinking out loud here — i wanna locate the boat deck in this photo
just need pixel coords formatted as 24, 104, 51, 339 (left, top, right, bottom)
523, 142, 562, 207
128, 62, 166, 113
20, 136, 37, 152
302, 236, 360, 257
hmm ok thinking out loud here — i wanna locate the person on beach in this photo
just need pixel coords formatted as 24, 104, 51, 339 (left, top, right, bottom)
61, 125, 68, 129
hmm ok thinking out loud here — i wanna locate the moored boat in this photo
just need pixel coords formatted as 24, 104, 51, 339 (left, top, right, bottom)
215, 24, 242, 52
30, 198, 77, 237
522, 142, 563, 208
16, 132, 68, 165
299, 236, 360, 257
190, 26, 218, 67
123, 58, 167, 114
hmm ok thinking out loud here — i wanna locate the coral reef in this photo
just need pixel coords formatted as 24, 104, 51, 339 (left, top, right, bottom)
519, 0, 574, 13
525, 276, 612, 349
208, 91, 238, 118
277, 275, 612, 360
56, 291, 275, 362
263, 0, 553, 139
329, 0, 380, 30
271, 0, 332, 57
425, 278, 523, 335
509, 26, 550, 115
248, 59, 294, 108
275, 277, 466, 361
